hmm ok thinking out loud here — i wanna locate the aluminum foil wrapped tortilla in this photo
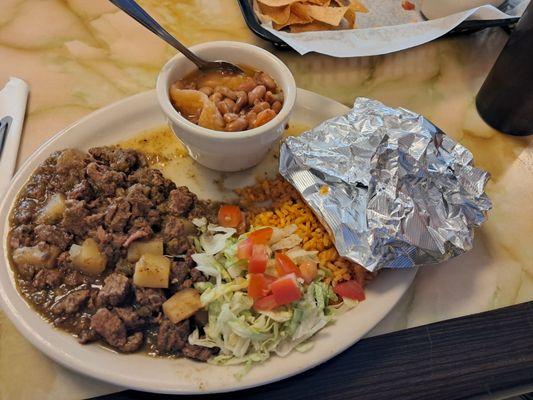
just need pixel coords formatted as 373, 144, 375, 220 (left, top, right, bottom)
279, 98, 492, 272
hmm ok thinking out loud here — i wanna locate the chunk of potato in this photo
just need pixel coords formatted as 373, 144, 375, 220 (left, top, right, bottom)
127, 239, 164, 263
69, 238, 107, 276
12, 245, 61, 269
133, 254, 170, 288
36, 193, 66, 224
162, 288, 202, 324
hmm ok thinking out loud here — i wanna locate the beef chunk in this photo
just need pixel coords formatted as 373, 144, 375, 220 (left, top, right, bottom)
163, 216, 188, 242
115, 307, 145, 330
168, 187, 196, 216
128, 168, 174, 204
13, 199, 38, 225
16, 264, 36, 280
34, 224, 73, 250
156, 320, 189, 353
55, 149, 88, 175
86, 162, 126, 196
67, 180, 94, 201
115, 258, 135, 277
51, 289, 90, 315
126, 184, 153, 217
189, 200, 219, 224
182, 343, 216, 362
104, 197, 131, 232
61, 200, 89, 236
63, 270, 89, 287
124, 219, 152, 247
10, 224, 34, 248
166, 238, 190, 256
89, 147, 144, 172
85, 212, 105, 229
134, 287, 166, 316
97, 273, 131, 307
118, 332, 144, 353
78, 328, 100, 344
32, 268, 63, 289
90, 308, 126, 348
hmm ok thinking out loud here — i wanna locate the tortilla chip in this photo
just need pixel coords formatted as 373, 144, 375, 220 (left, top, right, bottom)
257, 2, 291, 25
257, 0, 300, 6
349, 0, 368, 13
273, 2, 313, 30
306, 4, 349, 26
289, 21, 335, 32
305, 0, 331, 5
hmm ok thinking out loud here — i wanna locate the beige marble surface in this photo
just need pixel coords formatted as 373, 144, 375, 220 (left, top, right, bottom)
0, 0, 532, 399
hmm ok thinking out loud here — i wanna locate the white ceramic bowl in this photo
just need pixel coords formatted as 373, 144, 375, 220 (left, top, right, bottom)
156, 41, 297, 172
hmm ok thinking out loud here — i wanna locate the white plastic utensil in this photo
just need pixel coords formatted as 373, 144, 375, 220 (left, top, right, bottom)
421, 0, 505, 19
0, 77, 28, 198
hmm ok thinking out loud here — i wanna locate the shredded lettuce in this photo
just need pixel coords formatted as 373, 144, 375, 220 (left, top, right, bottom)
189, 222, 356, 376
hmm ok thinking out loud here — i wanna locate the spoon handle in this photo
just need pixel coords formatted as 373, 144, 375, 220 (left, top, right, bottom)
109, 0, 207, 69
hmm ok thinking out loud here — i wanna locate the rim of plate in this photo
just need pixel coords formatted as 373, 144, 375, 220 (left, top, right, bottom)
0, 89, 417, 394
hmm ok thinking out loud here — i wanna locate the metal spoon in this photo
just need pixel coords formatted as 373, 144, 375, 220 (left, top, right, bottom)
109, 0, 244, 75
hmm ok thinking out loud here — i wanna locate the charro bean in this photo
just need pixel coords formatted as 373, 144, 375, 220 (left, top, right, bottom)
216, 100, 232, 115
245, 111, 257, 127
223, 98, 236, 113
199, 86, 213, 96
215, 86, 237, 100
255, 72, 277, 91
252, 109, 276, 128
171, 67, 283, 132
209, 92, 223, 103
226, 117, 248, 132
236, 77, 256, 92
223, 113, 239, 124
248, 85, 266, 106
252, 101, 270, 114
234, 91, 248, 113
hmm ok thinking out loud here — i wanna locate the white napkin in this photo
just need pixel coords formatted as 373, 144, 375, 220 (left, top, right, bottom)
261, 0, 528, 57
0, 77, 29, 198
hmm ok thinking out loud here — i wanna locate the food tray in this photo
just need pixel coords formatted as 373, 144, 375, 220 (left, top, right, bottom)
237, 0, 519, 50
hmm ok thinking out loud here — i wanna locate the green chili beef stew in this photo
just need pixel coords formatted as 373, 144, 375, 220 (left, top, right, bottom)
8, 146, 219, 361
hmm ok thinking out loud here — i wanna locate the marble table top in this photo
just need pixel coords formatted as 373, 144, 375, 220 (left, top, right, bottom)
0, 1, 532, 399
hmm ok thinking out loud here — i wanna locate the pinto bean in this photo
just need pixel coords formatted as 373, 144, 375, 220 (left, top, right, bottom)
223, 113, 239, 124
224, 98, 236, 112
252, 101, 270, 114
199, 86, 213, 96
245, 111, 257, 127
209, 92, 223, 103
236, 77, 256, 92
271, 101, 282, 113
252, 109, 276, 128
216, 100, 233, 115
255, 72, 277, 91
248, 85, 266, 106
215, 86, 237, 100
234, 91, 248, 113
265, 91, 283, 104
226, 117, 248, 132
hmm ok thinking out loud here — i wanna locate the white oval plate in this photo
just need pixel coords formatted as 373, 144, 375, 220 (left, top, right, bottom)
0, 89, 417, 394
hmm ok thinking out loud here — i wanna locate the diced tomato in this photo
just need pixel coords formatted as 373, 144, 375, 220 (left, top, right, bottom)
248, 244, 268, 273
299, 260, 318, 283
271, 273, 301, 306
254, 294, 278, 311
401, 0, 415, 10
275, 252, 301, 277
218, 205, 242, 228
248, 227, 273, 245
333, 280, 366, 301
237, 238, 253, 260
248, 273, 272, 300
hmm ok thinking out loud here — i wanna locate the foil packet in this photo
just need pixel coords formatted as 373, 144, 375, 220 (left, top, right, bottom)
279, 98, 492, 272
